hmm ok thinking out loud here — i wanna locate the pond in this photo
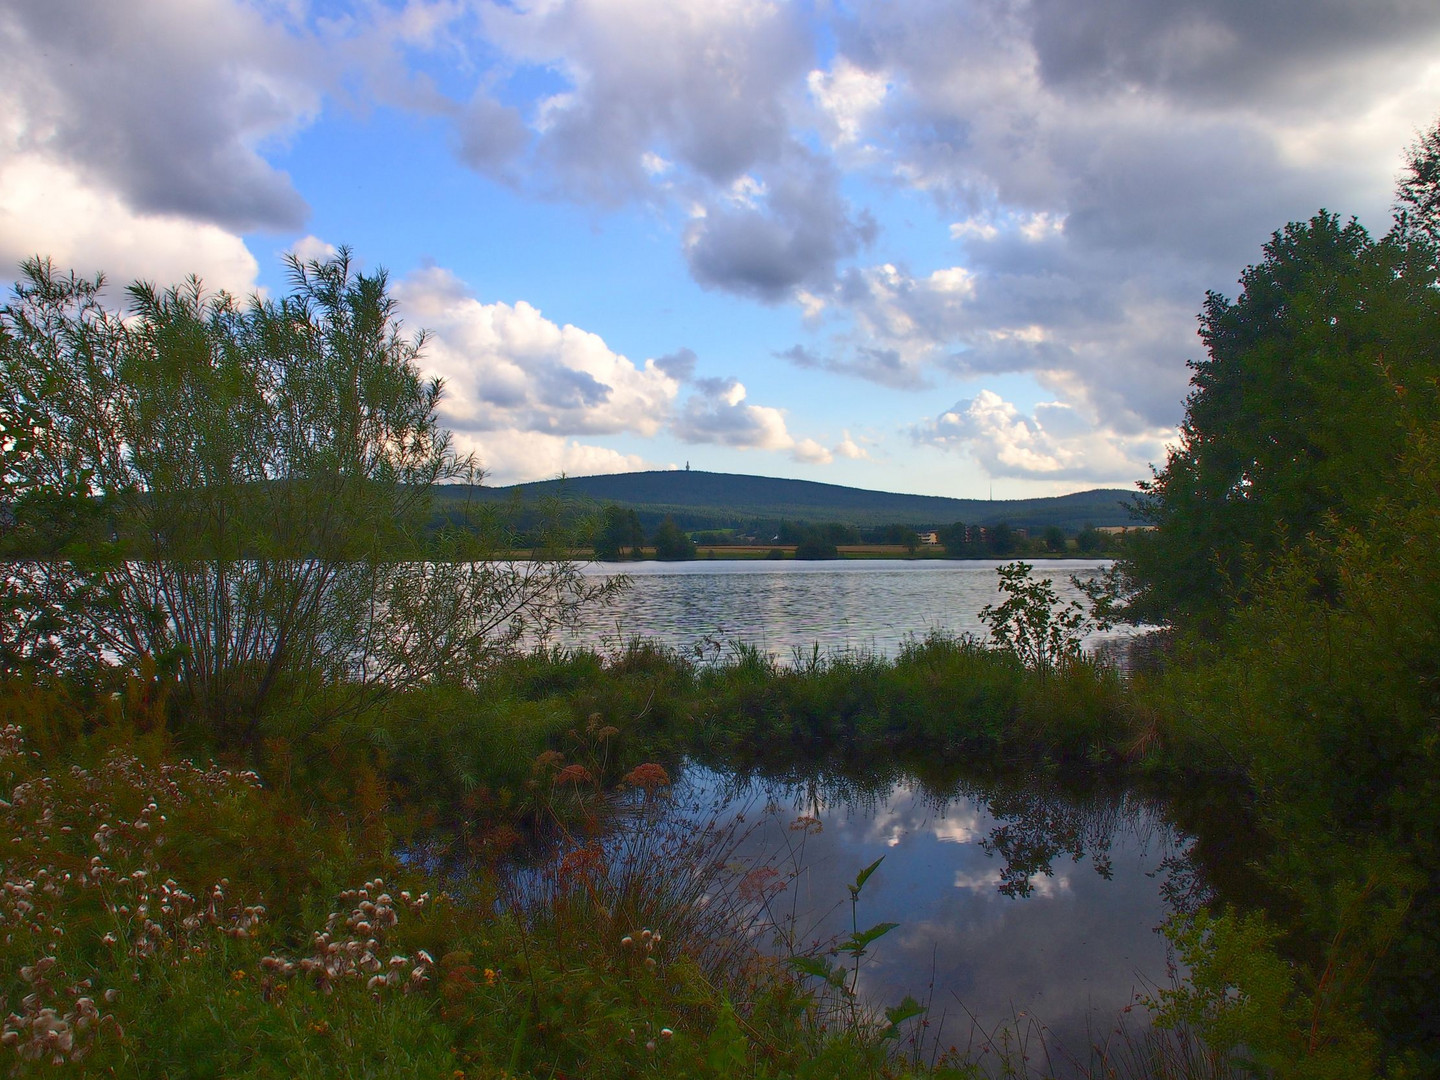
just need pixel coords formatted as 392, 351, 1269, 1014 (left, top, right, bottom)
593, 761, 1222, 1072
567, 558, 1139, 661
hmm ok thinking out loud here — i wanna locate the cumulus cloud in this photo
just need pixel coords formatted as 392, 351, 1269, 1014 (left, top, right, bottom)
913, 389, 1169, 483
0, 0, 317, 234
808, 57, 889, 149
396, 266, 682, 438
0, 155, 260, 295
673, 378, 794, 451
684, 151, 876, 301
670, 376, 853, 465
1025, 0, 1440, 106
835, 430, 871, 460
477, 0, 811, 202
654, 347, 699, 382
450, 428, 653, 486
795, 0, 1440, 459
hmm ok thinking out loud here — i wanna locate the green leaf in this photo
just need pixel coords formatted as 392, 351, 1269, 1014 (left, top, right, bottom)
885, 996, 925, 1028
838, 922, 898, 955
787, 955, 836, 981
854, 856, 885, 892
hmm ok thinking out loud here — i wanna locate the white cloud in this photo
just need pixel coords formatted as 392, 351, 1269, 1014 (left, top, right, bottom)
0, 155, 259, 295
807, 58, 889, 148
673, 378, 794, 451
287, 235, 339, 264
451, 428, 653, 485
835, 430, 869, 460
791, 438, 833, 464
397, 266, 682, 438
913, 389, 1170, 483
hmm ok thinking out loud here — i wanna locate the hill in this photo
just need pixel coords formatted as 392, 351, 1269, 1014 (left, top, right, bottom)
441, 470, 1146, 533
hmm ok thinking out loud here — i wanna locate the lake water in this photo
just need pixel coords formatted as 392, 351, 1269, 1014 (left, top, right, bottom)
567, 559, 1136, 662
647, 764, 1200, 1070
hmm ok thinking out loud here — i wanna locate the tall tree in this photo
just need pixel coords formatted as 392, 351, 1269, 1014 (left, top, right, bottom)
1121, 211, 1440, 626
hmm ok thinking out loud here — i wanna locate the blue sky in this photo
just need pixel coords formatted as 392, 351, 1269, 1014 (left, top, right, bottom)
4, 0, 1439, 497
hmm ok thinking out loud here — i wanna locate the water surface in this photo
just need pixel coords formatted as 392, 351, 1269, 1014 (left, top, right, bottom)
662, 765, 1195, 1065
569, 559, 1132, 661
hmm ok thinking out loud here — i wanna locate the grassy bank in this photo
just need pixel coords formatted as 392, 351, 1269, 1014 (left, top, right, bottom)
3, 618, 1432, 1078
2, 635, 1247, 1080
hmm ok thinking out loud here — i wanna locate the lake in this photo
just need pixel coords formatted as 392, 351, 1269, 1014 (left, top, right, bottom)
566, 558, 1137, 662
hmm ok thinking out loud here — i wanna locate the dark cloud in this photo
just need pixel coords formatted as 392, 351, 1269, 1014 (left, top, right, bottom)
654, 347, 698, 382
2, 0, 315, 232
684, 154, 876, 301
453, 94, 530, 178
1027, 0, 1440, 104
533, 365, 613, 414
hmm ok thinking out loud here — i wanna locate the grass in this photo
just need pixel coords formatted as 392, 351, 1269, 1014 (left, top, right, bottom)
0, 635, 1271, 1078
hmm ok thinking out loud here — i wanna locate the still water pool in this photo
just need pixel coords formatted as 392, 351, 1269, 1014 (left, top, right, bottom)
628, 764, 1210, 1068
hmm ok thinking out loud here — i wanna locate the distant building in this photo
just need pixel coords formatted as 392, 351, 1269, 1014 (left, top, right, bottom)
918, 531, 940, 545
1095, 525, 1157, 535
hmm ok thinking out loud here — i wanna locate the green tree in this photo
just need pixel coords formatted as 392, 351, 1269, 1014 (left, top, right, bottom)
1043, 525, 1067, 553
594, 504, 644, 560
0, 252, 614, 734
1120, 211, 1440, 627
651, 515, 696, 560
979, 562, 1093, 673
938, 522, 969, 556
989, 521, 1017, 557
1396, 116, 1440, 248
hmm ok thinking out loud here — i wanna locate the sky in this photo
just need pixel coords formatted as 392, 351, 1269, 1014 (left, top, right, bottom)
3, 0, 1440, 498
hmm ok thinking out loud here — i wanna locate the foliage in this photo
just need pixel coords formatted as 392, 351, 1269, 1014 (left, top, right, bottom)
651, 515, 697, 560
594, 504, 646, 560
1395, 116, 1440, 248
1151, 908, 1386, 1080
1120, 211, 1440, 627
979, 562, 1095, 674
0, 253, 616, 732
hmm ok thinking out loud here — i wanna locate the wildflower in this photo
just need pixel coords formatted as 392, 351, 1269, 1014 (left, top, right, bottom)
554, 763, 594, 785
660, 1028, 673, 1039
483, 968, 498, 986
232, 970, 246, 981
620, 763, 670, 790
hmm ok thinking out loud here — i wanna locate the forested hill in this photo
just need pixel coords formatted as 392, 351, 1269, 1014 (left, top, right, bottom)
449, 470, 1145, 532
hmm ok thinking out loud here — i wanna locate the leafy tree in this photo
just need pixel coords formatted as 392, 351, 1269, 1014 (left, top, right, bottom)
792, 525, 839, 560
0, 252, 614, 735
594, 504, 644, 560
979, 562, 1093, 673
651, 515, 696, 560
1043, 525, 1067, 553
1396, 116, 1440, 248
989, 521, 1017, 557
938, 522, 970, 556
1120, 211, 1440, 627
